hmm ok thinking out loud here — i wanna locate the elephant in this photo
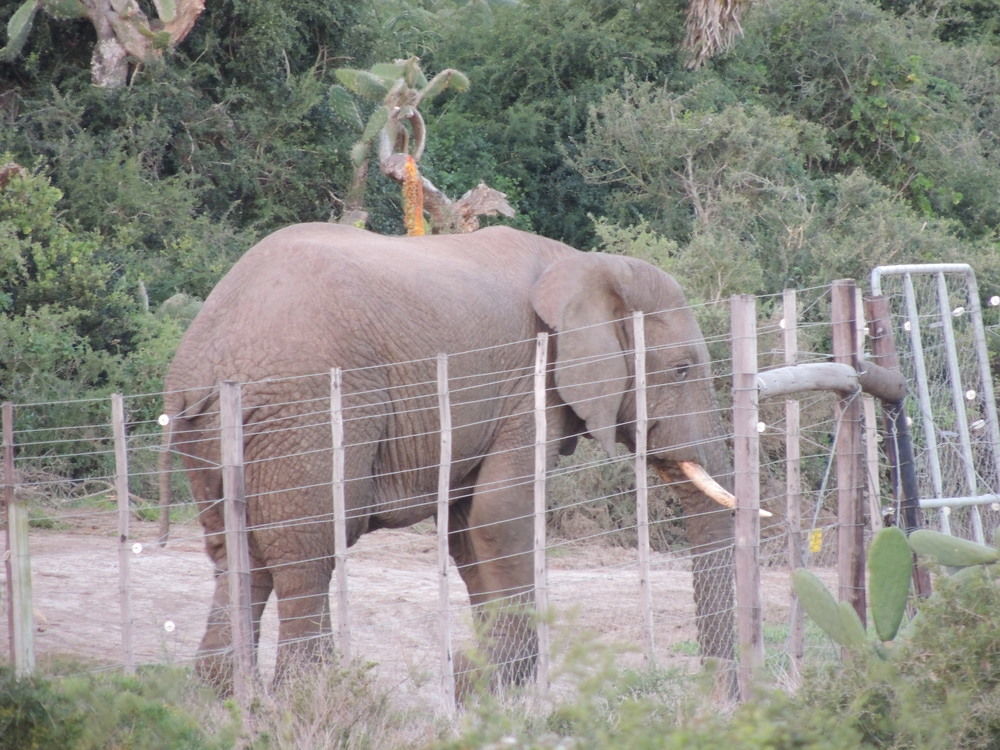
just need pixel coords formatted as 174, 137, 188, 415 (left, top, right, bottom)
159, 222, 738, 696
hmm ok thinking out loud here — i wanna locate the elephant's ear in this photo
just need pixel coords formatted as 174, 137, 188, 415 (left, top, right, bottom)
531, 255, 631, 456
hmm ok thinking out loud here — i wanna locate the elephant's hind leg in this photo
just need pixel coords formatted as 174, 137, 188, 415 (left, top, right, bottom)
195, 525, 274, 693
271, 554, 335, 682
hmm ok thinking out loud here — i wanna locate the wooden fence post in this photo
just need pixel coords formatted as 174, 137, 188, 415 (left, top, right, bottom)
731, 295, 762, 700
111, 394, 135, 674
330, 369, 352, 661
436, 355, 457, 715
831, 281, 866, 624
533, 333, 551, 692
632, 312, 655, 665
782, 290, 805, 680
219, 380, 254, 705
3, 401, 35, 676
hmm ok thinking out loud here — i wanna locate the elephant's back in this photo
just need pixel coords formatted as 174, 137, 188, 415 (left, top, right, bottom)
166, 223, 565, 392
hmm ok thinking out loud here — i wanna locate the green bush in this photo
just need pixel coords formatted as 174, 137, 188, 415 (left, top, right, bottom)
0, 666, 238, 750
0, 668, 82, 750
792, 566, 1000, 748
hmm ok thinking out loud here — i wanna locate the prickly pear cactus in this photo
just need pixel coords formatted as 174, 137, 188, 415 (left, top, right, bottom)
868, 526, 913, 642
791, 568, 867, 651
908, 529, 1000, 567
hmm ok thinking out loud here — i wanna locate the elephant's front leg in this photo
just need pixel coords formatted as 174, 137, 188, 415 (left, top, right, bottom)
448, 444, 537, 698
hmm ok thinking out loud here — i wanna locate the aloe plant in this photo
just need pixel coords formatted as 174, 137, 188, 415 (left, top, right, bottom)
792, 525, 999, 657
330, 57, 511, 233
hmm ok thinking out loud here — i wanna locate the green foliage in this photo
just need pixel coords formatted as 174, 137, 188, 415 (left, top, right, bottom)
0, 0, 40, 62
0, 163, 182, 402
419, 0, 681, 246
447, 650, 863, 749
0, 667, 82, 750
795, 525, 1000, 667
0, 666, 238, 750
575, 76, 990, 300
793, 564, 1000, 748
725, 0, 1000, 238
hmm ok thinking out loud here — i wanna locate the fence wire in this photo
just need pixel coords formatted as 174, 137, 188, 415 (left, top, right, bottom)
872, 267, 1000, 542
2, 285, 882, 702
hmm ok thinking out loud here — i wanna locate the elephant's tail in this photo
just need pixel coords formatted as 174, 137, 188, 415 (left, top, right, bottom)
157, 412, 173, 547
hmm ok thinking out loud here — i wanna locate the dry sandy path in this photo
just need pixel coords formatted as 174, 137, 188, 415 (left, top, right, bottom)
3, 518, 805, 703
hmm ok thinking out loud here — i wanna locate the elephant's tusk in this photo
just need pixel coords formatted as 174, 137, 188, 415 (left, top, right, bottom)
669, 461, 773, 518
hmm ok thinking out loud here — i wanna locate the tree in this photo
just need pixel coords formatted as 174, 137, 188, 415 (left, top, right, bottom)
0, 0, 205, 87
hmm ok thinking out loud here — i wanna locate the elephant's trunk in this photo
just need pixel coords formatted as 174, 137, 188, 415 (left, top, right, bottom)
654, 446, 738, 694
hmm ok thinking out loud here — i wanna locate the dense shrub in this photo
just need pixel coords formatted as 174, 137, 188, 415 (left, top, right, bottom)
0, 668, 82, 750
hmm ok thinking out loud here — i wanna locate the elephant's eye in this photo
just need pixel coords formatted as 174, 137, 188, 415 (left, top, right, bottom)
674, 362, 691, 381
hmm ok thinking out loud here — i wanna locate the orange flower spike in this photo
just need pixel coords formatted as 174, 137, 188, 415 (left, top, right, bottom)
402, 155, 426, 236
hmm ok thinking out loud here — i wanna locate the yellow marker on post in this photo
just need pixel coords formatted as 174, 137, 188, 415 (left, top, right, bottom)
809, 529, 823, 554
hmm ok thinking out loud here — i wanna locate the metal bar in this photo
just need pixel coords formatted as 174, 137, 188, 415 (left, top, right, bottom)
919, 493, 1000, 509
330, 368, 351, 661
632, 312, 655, 666
533, 333, 551, 692
436, 354, 456, 714
935, 273, 984, 543
731, 294, 762, 701
963, 271, 1000, 510
872, 263, 975, 292
902, 273, 949, 533
220, 380, 254, 705
111, 394, 135, 674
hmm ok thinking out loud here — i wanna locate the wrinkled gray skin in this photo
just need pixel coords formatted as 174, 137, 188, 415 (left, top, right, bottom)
161, 223, 735, 696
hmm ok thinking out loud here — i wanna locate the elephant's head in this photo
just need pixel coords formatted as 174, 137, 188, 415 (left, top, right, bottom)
531, 252, 733, 506
532, 252, 737, 672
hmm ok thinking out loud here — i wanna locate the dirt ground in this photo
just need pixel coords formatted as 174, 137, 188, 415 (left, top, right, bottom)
2, 515, 805, 708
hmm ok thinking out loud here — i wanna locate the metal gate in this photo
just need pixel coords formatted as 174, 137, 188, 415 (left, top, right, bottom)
870, 264, 1000, 543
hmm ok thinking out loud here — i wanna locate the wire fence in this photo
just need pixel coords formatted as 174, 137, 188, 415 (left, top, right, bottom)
5, 275, 985, 711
